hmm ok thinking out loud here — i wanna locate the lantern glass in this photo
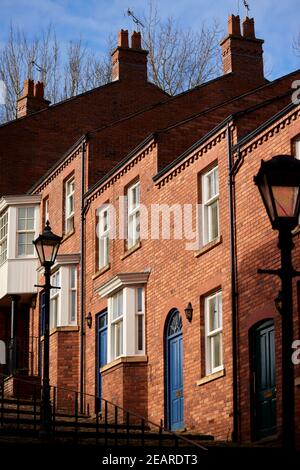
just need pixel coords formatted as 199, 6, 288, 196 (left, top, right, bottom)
254, 155, 300, 230
33, 222, 62, 266
272, 186, 299, 218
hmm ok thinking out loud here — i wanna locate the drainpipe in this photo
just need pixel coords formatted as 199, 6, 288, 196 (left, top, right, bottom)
80, 138, 87, 414
227, 123, 239, 442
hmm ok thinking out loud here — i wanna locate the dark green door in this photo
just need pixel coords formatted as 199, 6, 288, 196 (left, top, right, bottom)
253, 320, 277, 440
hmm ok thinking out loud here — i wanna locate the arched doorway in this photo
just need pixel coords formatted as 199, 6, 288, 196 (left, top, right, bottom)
166, 309, 184, 431
251, 319, 277, 440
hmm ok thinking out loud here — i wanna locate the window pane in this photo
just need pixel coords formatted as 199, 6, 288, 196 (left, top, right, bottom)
100, 313, 107, 329
137, 288, 143, 312
115, 320, 123, 357
212, 333, 222, 369
18, 217, 26, 230
118, 291, 123, 316
208, 297, 218, 332
137, 315, 143, 351
70, 291, 76, 322
209, 201, 219, 240
70, 267, 76, 288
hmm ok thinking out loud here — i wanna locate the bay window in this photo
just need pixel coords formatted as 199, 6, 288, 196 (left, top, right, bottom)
48, 264, 78, 330
97, 272, 149, 363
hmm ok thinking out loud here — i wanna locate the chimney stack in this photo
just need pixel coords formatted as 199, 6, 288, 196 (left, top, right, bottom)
220, 15, 265, 86
111, 29, 148, 82
17, 79, 50, 118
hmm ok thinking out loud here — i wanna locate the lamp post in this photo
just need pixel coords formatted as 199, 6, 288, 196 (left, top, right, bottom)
254, 155, 300, 452
33, 221, 62, 435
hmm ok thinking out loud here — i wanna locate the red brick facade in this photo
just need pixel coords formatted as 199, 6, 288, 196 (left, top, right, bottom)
1, 14, 300, 446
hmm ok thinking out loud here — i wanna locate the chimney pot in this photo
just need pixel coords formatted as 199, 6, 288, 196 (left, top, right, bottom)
228, 14, 241, 36
34, 81, 44, 99
131, 31, 141, 49
118, 29, 129, 48
242, 17, 255, 38
23, 79, 34, 97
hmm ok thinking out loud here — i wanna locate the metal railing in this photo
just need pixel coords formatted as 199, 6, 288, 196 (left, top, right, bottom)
0, 373, 208, 450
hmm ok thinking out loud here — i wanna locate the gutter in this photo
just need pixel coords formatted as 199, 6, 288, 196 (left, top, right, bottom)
227, 123, 239, 442
80, 136, 88, 414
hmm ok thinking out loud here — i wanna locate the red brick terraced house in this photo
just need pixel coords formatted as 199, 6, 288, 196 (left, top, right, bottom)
0, 14, 300, 446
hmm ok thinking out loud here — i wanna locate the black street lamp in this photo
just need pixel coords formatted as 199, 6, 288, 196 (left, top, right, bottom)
33, 221, 62, 435
254, 154, 300, 452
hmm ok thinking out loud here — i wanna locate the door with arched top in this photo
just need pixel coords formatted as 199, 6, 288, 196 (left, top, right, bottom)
166, 309, 184, 431
252, 319, 277, 440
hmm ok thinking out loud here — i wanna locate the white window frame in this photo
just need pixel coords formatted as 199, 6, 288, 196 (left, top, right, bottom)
43, 198, 49, 225
16, 206, 35, 257
136, 287, 145, 354
69, 266, 77, 324
50, 270, 60, 330
111, 290, 124, 360
98, 206, 110, 269
205, 291, 223, 375
0, 210, 8, 265
202, 166, 219, 245
65, 176, 75, 234
127, 181, 140, 249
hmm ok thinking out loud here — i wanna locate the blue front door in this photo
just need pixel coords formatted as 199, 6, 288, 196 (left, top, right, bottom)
97, 311, 107, 411
167, 310, 184, 431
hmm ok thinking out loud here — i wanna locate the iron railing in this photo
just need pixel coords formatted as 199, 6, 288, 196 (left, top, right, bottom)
0, 373, 209, 450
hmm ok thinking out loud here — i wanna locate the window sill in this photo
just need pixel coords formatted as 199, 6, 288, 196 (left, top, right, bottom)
61, 229, 75, 244
100, 355, 148, 373
93, 264, 111, 280
196, 368, 225, 386
194, 235, 222, 258
41, 325, 79, 340
121, 241, 141, 260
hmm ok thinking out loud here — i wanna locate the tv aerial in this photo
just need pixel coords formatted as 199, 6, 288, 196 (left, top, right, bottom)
127, 8, 144, 29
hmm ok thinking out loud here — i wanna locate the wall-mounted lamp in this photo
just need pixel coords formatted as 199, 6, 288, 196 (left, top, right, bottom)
86, 312, 93, 329
184, 302, 193, 322
31, 294, 37, 310
275, 291, 283, 314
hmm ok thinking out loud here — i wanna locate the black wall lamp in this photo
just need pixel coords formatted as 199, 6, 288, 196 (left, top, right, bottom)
184, 302, 193, 322
86, 312, 93, 329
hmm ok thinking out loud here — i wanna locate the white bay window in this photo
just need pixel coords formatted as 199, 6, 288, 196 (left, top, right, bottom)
97, 272, 149, 363
47, 262, 78, 330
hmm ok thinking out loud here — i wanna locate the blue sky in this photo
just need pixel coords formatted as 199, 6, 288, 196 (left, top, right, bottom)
0, 0, 299, 80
